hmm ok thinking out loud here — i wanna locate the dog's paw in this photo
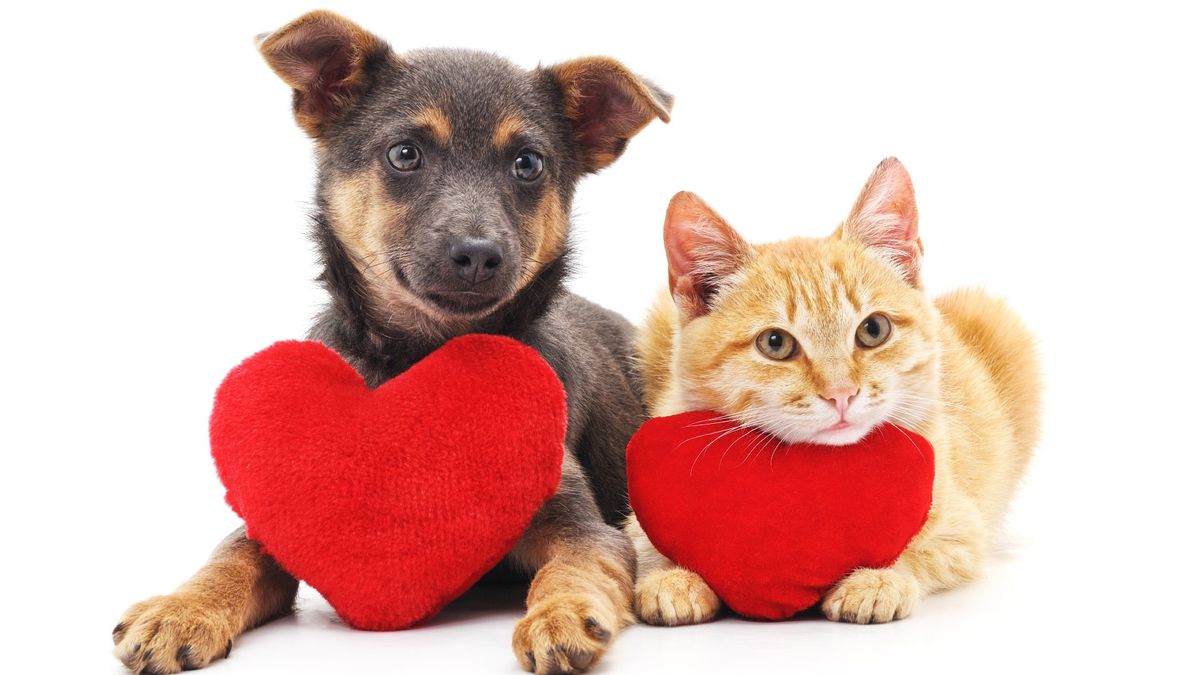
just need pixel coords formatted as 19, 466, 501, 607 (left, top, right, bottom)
635, 567, 719, 626
822, 567, 920, 624
512, 594, 616, 674
112, 594, 235, 673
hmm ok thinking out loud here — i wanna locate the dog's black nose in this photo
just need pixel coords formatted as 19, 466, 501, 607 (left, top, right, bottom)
449, 238, 503, 284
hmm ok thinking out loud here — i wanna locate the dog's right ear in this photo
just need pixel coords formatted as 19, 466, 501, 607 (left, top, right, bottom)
544, 57, 673, 173
257, 10, 389, 137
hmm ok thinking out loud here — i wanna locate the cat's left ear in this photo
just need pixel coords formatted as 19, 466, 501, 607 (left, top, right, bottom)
840, 157, 923, 285
663, 192, 752, 319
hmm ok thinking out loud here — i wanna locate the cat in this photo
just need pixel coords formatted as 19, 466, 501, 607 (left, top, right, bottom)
626, 157, 1042, 625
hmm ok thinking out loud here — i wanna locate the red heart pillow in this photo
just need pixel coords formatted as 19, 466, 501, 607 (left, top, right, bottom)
627, 411, 934, 620
210, 335, 565, 630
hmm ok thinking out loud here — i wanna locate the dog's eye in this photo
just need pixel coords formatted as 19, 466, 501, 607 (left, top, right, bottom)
513, 150, 544, 181
387, 143, 422, 171
856, 313, 893, 348
755, 329, 798, 360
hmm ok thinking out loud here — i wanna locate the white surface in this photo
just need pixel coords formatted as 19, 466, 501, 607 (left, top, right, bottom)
3, 1, 1197, 673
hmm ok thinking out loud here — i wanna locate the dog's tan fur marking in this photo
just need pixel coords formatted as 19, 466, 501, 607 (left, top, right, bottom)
113, 529, 297, 674
325, 172, 419, 303
511, 543, 634, 674
493, 113, 528, 149
521, 189, 569, 288
508, 459, 634, 674
324, 171, 473, 338
412, 106, 453, 145
325, 171, 408, 264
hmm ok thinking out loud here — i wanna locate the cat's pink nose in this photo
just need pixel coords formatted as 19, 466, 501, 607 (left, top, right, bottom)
822, 387, 859, 418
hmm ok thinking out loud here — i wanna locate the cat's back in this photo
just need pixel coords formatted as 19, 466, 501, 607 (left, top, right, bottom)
936, 289, 1042, 455
934, 288, 1042, 522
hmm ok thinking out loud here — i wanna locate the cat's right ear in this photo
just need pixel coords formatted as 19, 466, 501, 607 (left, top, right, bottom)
257, 10, 390, 137
664, 192, 752, 319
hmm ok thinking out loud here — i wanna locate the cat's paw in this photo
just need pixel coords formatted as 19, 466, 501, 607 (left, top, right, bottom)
822, 567, 919, 624
512, 594, 616, 674
113, 594, 235, 673
635, 567, 720, 626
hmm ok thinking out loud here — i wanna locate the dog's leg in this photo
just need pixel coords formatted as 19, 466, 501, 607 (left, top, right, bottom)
509, 456, 635, 675
625, 515, 720, 626
113, 527, 298, 673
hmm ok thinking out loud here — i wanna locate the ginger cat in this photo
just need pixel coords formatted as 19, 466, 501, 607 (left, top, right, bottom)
627, 158, 1041, 625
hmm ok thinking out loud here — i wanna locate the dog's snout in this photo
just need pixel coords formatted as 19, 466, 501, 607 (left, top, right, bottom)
449, 238, 503, 284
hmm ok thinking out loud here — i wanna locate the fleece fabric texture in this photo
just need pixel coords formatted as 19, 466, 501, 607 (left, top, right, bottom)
210, 335, 565, 630
627, 411, 934, 620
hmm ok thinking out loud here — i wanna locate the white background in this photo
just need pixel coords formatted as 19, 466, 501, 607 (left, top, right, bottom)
4, 1, 1198, 673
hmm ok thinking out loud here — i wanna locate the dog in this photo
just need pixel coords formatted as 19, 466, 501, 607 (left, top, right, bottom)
111, 10, 671, 675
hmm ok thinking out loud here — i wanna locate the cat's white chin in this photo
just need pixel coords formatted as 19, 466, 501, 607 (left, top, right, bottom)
808, 423, 874, 446
767, 421, 875, 447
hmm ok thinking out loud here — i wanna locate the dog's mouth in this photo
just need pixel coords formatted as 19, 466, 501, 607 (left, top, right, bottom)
423, 290, 502, 315
389, 262, 506, 318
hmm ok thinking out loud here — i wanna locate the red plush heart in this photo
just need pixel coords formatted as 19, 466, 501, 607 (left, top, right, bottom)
627, 411, 934, 620
210, 335, 565, 630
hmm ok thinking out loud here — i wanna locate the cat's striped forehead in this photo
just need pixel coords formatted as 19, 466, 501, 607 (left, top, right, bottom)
719, 236, 914, 348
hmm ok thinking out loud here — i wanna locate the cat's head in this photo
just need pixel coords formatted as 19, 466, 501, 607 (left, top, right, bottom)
663, 158, 940, 445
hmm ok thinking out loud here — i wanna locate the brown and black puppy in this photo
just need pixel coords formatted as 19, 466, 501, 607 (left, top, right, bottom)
111, 10, 671, 675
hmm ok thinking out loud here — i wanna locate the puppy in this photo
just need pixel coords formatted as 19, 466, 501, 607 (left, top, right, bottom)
112, 10, 671, 675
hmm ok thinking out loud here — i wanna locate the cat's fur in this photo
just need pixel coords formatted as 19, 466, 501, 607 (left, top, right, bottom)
626, 158, 1041, 625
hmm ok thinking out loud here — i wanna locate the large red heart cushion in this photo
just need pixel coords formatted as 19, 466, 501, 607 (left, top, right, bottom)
628, 411, 934, 620
210, 335, 565, 630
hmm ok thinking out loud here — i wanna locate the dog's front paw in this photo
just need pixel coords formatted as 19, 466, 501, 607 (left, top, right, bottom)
635, 567, 719, 626
822, 567, 920, 624
113, 594, 235, 673
512, 594, 617, 674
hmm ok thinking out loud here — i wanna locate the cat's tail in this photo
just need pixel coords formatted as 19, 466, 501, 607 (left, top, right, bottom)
935, 288, 1043, 463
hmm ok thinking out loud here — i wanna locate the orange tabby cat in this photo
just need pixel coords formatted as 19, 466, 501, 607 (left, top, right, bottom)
627, 158, 1041, 625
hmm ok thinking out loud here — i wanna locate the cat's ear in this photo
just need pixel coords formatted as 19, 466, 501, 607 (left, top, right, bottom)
257, 10, 390, 137
840, 157, 923, 284
664, 192, 752, 318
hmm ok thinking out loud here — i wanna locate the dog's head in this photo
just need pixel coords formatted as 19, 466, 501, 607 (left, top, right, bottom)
258, 11, 672, 331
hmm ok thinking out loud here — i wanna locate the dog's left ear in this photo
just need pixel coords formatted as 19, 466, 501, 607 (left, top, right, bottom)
257, 10, 390, 137
544, 57, 673, 172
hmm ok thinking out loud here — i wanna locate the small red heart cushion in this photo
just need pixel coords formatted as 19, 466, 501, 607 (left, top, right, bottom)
210, 335, 565, 630
627, 411, 934, 620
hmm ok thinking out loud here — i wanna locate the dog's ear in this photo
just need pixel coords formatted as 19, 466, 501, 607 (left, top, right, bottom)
544, 57, 673, 172
257, 10, 389, 136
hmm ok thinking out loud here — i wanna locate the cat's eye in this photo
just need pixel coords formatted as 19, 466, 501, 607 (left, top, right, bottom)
755, 329, 798, 360
387, 143, 422, 171
856, 313, 893, 348
513, 150, 545, 181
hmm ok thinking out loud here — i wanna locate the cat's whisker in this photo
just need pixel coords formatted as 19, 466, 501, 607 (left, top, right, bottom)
714, 427, 758, 471
767, 435, 786, 470
734, 429, 773, 468
689, 423, 755, 475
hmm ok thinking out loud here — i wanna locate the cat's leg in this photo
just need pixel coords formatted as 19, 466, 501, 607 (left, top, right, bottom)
113, 527, 298, 673
626, 515, 720, 626
823, 493, 987, 624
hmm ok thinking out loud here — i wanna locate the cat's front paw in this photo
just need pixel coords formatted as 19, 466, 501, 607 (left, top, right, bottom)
635, 567, 720, 626
822, 567, 919, 624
